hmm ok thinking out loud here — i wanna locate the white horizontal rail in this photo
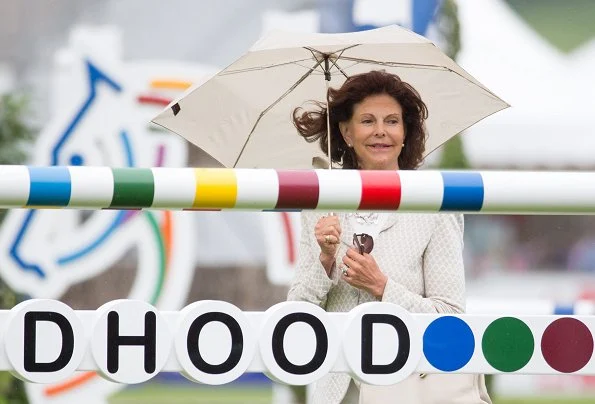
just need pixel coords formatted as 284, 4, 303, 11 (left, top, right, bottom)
3, 299, 595, 386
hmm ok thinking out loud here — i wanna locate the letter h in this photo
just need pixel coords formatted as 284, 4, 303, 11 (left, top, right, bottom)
107, 311, 156, 374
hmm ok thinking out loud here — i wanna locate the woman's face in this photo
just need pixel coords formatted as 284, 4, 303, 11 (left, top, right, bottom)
339, 93, 405, 170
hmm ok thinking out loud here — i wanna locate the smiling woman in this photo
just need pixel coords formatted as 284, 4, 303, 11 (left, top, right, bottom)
338, 93, 405, 171
288, 71, 491, 404
292, 70, 427, 171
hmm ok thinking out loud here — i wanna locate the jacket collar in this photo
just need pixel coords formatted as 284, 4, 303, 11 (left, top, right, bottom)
338, 212, 399, 247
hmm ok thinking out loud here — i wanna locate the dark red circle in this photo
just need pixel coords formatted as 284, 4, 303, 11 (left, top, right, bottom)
541, 318, 594, 373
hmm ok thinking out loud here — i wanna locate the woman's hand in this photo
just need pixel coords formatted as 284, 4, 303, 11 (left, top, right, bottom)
315, 215, 342, 255
341, 247, 388, 299
315, 215, 342, 276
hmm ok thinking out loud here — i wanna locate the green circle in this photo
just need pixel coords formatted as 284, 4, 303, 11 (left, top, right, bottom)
482, 317, 534, 372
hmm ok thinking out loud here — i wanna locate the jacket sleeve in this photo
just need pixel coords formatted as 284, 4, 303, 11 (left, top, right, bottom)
381, 214, 466, 314
287, 212, 339, 308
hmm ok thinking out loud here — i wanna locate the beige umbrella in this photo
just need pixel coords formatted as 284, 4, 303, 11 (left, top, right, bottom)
152, 25, 508, 169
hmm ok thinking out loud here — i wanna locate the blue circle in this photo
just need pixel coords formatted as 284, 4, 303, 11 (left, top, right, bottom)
423, 316, 475, 371
70, 154, 84, 166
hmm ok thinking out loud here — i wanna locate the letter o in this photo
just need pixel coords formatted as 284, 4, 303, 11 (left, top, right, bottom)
174, 301, 255, 385
259, 302, 339, 385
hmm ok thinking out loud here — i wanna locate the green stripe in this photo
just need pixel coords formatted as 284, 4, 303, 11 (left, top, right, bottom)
111, 168, 154, 208
144, 211, 166, 304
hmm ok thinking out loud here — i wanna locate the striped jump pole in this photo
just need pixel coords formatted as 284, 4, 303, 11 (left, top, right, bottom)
1, 165, 595, 213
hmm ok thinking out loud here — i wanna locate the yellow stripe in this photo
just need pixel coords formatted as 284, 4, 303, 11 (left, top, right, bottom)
193, 169, 237, 208
150, 80, 192, 90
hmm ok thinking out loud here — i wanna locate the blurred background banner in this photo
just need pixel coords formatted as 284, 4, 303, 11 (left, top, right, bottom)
0, 1, 594, 403
0, 26, 203, 404
319, 0, 441, 35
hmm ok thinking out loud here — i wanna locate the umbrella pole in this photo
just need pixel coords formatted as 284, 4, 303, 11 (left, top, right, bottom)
324, 56, 332, 172
325, 78, 332, 172
324, 57, 336, 220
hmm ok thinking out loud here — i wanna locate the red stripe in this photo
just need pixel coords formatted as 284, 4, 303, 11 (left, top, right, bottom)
359, 171, 401, 210
281, 212, 296, 265
276, 170, 319, 209
137, 95, 173, 106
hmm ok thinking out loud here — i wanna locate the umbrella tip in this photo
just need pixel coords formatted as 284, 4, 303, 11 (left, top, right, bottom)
171, 103, 181, 116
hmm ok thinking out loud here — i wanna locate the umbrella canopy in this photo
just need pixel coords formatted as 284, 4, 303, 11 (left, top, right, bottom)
152, 25, 508, 168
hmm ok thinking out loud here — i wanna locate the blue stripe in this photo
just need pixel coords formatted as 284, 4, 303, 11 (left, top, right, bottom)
441, 172, 484, 211
27, 167, 72, 206
554, 304, 574, 315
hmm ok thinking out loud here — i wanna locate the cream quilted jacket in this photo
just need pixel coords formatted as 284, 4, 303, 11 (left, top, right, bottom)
288, 211, 489, 404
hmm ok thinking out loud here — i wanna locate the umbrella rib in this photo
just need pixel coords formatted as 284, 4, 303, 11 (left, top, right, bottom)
329, 49, 351, 79
220, 57, 315, 75
232, 59, 324, 167
304, 46, 323, 61
293, 60, 326, 72
302, 45, 360, 77
339, 55, 450, 71
303, 44, 360, 58
339, 56, 504, 101
303, 47, 328, 75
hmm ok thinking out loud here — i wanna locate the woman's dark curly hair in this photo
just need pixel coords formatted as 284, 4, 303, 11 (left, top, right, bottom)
293, 70, 428, 169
